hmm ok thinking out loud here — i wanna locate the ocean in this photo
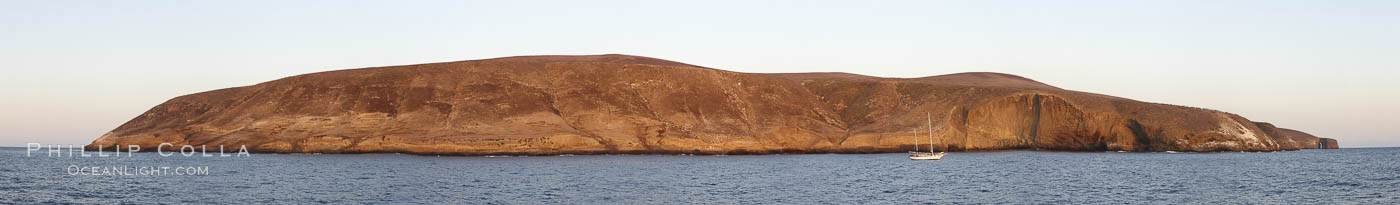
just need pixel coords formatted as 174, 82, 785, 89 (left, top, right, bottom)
1, 147, 1395, 204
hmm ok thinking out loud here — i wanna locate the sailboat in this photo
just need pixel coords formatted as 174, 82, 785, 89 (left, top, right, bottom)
910, 112, 945, 160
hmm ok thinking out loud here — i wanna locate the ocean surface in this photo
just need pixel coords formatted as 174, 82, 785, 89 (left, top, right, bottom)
1, 147, 1396, 204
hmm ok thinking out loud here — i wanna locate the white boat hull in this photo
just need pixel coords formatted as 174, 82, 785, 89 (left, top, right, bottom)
909, 152, 945, 160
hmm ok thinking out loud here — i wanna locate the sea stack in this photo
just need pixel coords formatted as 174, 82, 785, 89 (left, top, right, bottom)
87, 54, 1338, 155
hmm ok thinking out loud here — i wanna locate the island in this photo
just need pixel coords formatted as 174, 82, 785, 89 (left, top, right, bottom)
87, 54, 1339, 155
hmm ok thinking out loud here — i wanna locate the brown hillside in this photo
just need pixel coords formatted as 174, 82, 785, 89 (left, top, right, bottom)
88, 54, 1335, 155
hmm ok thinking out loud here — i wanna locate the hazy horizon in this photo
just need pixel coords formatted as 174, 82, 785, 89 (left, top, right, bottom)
2, 0, 1396, 147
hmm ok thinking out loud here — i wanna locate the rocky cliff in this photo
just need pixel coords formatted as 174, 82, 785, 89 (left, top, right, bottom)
88, 54, 1337, 155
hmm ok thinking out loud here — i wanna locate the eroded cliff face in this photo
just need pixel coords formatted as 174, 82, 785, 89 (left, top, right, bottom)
88, 54, 1335, 154
1320, 138, 1340, 149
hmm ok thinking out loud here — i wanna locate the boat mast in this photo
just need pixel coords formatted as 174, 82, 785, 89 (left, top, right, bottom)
912, 128, 919, 152
928, 112, 934, 152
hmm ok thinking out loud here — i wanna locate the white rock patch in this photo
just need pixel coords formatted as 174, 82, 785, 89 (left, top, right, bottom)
1211, 113, 1261, 146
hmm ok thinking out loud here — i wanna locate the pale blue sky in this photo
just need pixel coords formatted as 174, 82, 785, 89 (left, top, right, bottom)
1, 0, 1396, 147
